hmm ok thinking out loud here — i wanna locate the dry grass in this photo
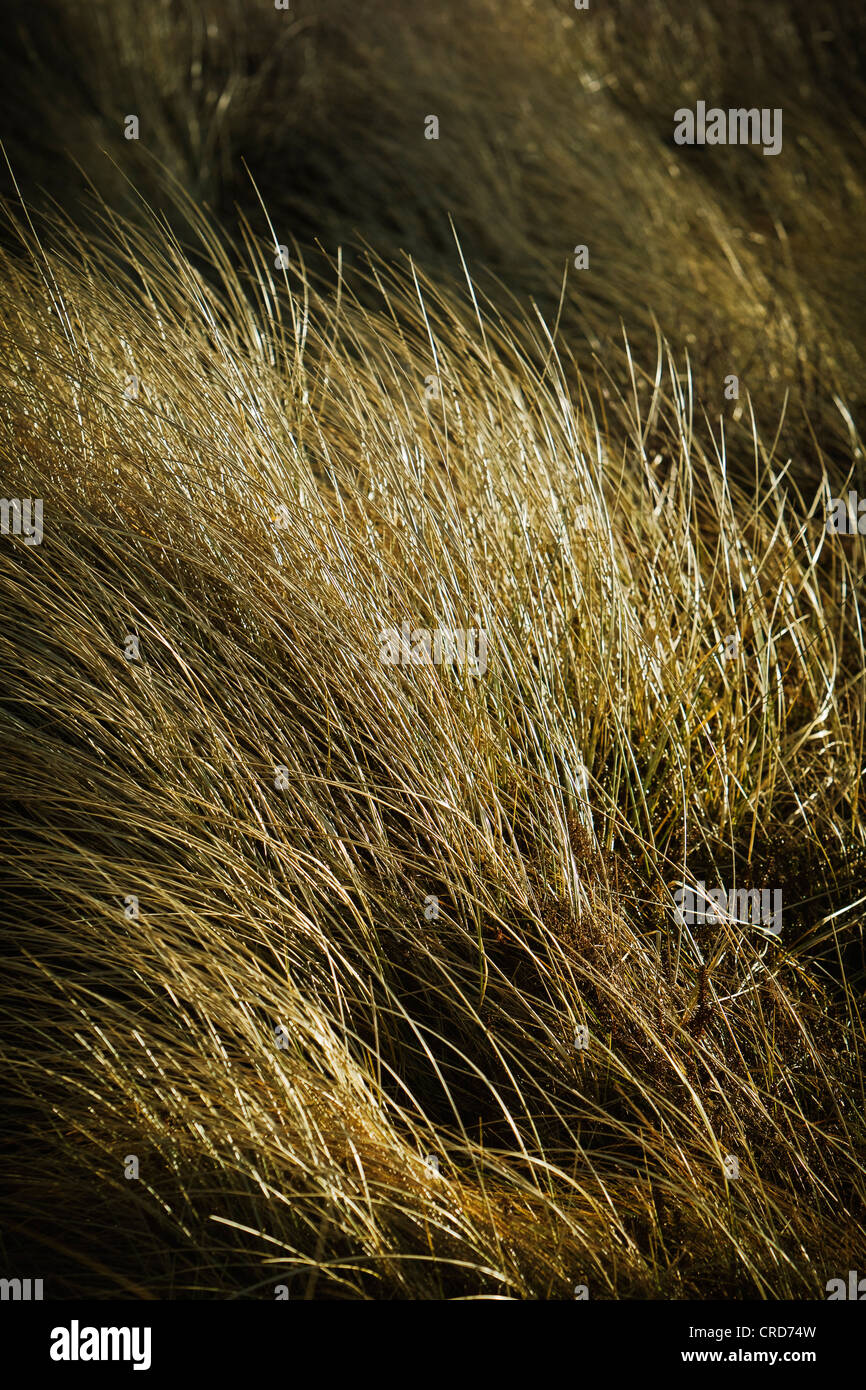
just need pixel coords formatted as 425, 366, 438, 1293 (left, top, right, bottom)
1, 0, 865, 1299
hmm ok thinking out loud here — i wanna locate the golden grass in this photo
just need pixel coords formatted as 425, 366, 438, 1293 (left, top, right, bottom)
1, 0, 865, 1298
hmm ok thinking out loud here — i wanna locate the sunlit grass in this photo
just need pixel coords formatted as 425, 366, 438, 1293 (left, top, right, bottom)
0, 171, 864, 1297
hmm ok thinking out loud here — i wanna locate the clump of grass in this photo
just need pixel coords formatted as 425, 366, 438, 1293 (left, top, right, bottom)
0, 181, 864, 1298
2, 0, 865, 473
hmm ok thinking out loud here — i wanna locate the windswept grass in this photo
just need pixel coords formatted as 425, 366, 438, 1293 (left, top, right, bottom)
2, 0, 866, 470
1, 176, 864, 1296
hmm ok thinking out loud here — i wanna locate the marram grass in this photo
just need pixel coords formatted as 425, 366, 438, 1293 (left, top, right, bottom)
1, 178, 864, 1298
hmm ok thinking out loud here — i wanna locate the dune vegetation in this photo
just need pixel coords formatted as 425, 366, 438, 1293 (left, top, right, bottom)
1, 0, 865, 1297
